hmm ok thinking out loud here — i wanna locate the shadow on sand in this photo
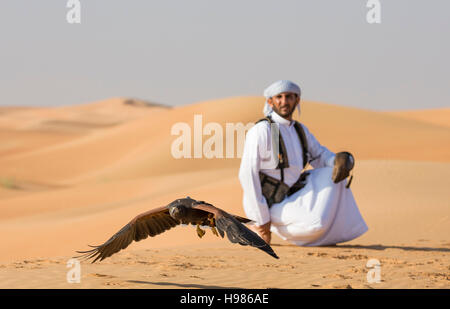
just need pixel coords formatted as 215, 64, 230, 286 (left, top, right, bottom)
127, 280, 242, 289
271, 243, 450, 253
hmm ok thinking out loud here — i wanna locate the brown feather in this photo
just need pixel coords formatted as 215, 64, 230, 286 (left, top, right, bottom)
192, 203, 278, 259
76, 200, 278, 263
75, 206, 179, 263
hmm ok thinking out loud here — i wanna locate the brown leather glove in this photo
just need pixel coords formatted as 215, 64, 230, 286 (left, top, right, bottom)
332, 151, 355, 184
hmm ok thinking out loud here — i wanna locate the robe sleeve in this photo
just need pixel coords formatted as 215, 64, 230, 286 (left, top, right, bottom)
301, 124, 336, 169
238, 124, 271, 226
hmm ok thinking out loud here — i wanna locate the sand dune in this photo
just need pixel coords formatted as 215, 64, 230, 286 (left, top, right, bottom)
0, 97, 448, 289
0, 98, 169, 159
386, 107, 450, 128
0, 97, 169, 130
0, 97, 449, 186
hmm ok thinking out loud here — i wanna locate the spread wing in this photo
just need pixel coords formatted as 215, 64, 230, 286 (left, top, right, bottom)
74, 206, 179, 263
193, 203, 279, 259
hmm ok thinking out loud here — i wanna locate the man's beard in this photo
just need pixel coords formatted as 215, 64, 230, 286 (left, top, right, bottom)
272, 104, 296, 119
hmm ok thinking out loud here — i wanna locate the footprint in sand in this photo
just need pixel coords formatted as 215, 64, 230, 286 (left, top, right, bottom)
89, 273, 116, 279
377, 258, 406, 265
332, 284, 353, 289
333, 254, 368, 260
103, 281, 125, 286
347, 267, 365, 274
421, 272, 449, 280
135, 260, 157, 265
307, 252, 328, 257
323, 273, 352, 280
171, 262, 203, 270
407, 272, 449, 281
190, 275, 204, 279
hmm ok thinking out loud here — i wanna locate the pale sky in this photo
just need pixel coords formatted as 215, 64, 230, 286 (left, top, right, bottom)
1, 0, 449, 110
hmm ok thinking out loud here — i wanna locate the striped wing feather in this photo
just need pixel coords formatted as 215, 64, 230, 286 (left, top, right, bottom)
193, 203, 279, 259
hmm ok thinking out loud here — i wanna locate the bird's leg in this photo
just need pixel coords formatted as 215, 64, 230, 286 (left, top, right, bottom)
208, 216, 219, 237
210, 226, 219, 237
196, 224, 206, 238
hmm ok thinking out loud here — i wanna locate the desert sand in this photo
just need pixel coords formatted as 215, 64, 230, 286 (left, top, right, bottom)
0, 96, 448, 289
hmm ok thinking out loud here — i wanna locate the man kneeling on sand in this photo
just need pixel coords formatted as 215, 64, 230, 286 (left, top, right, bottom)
239, 80, 368, 246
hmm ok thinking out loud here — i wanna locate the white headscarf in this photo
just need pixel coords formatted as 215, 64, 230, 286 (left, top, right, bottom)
263, 80, 301, 117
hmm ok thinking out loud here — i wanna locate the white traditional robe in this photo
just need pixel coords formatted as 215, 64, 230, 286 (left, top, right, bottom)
238, 111, 368, 246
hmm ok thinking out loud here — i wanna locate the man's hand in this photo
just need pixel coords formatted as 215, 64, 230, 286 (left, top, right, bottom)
249, 221, 272, 245
332, 151, 355, 183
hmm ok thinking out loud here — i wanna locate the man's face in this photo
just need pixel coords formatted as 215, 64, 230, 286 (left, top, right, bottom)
268, 92, 299, 120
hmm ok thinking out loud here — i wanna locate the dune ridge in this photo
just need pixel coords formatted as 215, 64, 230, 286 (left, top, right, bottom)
386, 107, 450, 128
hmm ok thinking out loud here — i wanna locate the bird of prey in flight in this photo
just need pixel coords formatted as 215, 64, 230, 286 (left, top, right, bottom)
75, 197, 279, 262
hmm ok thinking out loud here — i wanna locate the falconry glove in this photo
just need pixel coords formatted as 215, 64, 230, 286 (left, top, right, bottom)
332, 151, 355, 188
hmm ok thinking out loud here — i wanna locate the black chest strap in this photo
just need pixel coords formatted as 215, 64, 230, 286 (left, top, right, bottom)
256, 116, 309, 174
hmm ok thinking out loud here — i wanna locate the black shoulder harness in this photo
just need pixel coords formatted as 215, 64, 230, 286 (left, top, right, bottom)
256, 115, 309, 180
